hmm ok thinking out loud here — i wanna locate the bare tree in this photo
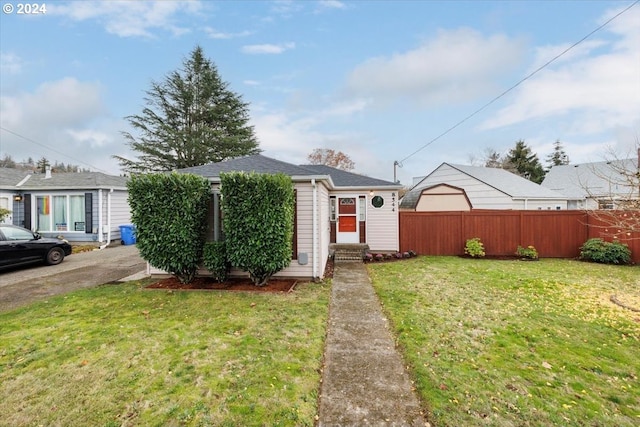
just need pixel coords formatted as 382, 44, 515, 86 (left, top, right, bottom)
307, 148, 355, 171
585, 141, 640, 239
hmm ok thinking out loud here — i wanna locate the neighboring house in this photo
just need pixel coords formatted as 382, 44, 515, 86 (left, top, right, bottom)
176, 154, 402, 280
0, 168, 28, 225
0, 167, 131, 243
542, 158, 639, 210
401, 163, 568, 211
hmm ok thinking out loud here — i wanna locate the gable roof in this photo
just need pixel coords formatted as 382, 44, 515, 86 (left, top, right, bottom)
542, 159, 638, 200
178, 154, 401, 189
0, 168, 128, 190
401, 162, 565, 209
443, 163, 565, 199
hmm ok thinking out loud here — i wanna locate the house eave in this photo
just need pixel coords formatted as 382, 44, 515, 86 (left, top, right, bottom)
11, 185, 128, 191
331, 185, 403, 192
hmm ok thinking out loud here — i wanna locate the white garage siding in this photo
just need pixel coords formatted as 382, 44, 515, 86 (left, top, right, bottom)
422, 164, 513, 209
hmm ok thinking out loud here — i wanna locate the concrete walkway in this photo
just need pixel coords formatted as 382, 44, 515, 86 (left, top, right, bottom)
317, 261, 427, 426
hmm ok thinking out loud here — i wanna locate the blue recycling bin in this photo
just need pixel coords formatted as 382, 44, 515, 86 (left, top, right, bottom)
119, 224, 136, 245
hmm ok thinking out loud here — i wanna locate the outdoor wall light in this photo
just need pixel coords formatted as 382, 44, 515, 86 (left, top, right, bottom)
13, 195, 23, 202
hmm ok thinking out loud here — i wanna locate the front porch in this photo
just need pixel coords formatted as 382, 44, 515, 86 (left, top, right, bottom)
329, 243, 369, 262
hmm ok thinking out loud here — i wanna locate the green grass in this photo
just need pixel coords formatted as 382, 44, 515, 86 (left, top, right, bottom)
369, 257, 640, 427
0, 280, 330, 426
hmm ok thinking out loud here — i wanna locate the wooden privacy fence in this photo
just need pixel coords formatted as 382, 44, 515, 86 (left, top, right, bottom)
399, 210, 640, 263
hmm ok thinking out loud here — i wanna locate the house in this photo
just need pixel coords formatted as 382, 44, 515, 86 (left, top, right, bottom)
177, 154, 402, 280
401, 163, 568, 211
0, 167, 131, 244
541, 157, 639, 210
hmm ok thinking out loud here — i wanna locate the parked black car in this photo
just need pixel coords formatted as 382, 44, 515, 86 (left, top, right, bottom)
0, 224, 73, 270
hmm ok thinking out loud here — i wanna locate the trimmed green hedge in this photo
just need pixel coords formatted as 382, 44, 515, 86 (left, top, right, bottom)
128, 173, 211, 283
220, 172, 294, 286
203, 241, 229, 283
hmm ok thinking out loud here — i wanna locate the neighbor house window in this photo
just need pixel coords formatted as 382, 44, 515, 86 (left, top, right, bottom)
36, 194, 86, 232
359, 196, 366, 221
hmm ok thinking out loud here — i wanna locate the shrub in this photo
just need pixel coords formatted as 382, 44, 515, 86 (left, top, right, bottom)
364, 253, 373, 262
516, 245, 538, 260
408, 250, 417, 257
203, 241, 230, 282
395, 252, 404, 259
0, 208, 10, 222
580, 238, 631, 265
375, 253, 384, 261
403, 252, 411, 258
128, 173, 211, 284
464, 237, 485, 258
221, 172, 294, 286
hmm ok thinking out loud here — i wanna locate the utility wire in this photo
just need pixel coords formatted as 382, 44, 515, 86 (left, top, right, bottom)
398, 0, 639, 166
0, 126, 112, 174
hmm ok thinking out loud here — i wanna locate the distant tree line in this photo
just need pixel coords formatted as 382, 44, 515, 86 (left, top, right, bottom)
0, 154, 89, 173
473, 139, 570, 184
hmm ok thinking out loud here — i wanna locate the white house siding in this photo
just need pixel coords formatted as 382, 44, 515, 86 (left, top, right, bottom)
364, 190, 399, 252
317, 182, 330, 277
512, 199, 567, 210
100, 189, 132, 243
277, 182, 315, 279
418, 164, 514, 209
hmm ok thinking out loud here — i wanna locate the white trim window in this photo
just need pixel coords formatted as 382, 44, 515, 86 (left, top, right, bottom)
36, 194, 86, 232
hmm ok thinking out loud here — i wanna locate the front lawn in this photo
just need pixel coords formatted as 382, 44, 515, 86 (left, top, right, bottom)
369, 257, 639, 427
0, 280, 330, 426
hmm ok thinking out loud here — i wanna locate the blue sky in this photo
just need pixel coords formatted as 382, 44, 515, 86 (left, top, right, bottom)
1, 0, 638, 185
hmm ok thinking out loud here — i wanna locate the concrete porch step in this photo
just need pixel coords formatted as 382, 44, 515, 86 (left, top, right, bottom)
330, 243, 369, 263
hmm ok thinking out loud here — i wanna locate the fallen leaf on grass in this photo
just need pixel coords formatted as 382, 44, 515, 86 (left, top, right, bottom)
542, 361, 552, 369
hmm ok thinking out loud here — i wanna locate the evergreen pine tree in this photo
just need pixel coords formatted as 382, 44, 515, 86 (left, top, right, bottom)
115, 46, 260, 173
504, 140, 546, 183
545, 140, 570, 170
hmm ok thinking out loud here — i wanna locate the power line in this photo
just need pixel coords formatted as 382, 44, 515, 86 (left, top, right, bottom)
0, 126, 112, 174
398, 0, 639, 166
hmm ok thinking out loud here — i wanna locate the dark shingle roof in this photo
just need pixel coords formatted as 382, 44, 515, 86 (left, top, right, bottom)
179, 155, 313, 177
300, 164, 398, 187
0, 168, 29, 187
178, 154, 400, 189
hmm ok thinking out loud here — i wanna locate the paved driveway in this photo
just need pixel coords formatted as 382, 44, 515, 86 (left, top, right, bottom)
0, 245, 146, 312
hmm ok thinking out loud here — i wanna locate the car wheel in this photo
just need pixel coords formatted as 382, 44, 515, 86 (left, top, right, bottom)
46, 247, 65, 265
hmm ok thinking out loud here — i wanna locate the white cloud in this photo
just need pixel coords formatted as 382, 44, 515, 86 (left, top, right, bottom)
0, 78, 128, 174
0, 78, 105, 128
0, 52, 24, 75
344, 27, 525, 107
48, 0, 202, 38
204, 27, 252, 39
242, 42, 296, 54
481, 6, 640, 132
317, 1, 347, 10
66, 129, 111, 149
